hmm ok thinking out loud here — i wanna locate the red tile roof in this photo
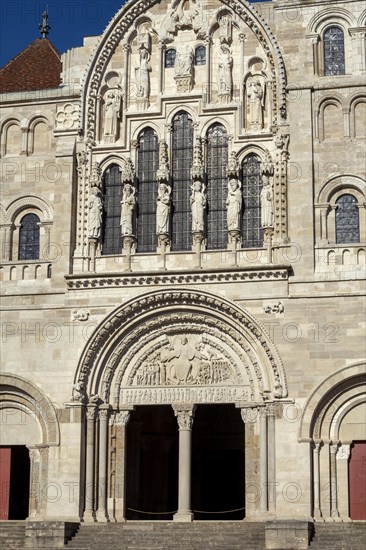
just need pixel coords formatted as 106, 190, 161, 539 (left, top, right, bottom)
0, 38, 62, 94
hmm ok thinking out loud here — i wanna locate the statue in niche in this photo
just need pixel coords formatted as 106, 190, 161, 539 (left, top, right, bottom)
156, 183, 171, 234
135, 46, 151, 101
104, 89, 121, 139
226, 179, 242, 231
190, 180, 206, 232
218, 44, 233, 99
219, 14, 232, 44
175, 44, 194, 77
247, 79, 265, 128
260, 175, 273, 227
88, 186, 103, 239
120, 183, 136, 235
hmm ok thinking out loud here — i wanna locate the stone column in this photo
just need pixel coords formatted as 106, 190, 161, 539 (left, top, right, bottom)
260, 409, 268, 513
112, 409, 132, 521
336, 444, 351, 521
96, 406, 110, 522
329, 443, 341, 520
267, 405, 276, 513
83, 405, 97, 522
173, 404, 196, 522
27, 447, 40, 519
312, 440, 324, 521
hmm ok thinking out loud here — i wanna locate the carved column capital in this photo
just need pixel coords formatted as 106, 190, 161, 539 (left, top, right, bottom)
86, 404, 98, 421
173, 404, 196, 430
336, 444, 350, 460
112, 409, 133, 427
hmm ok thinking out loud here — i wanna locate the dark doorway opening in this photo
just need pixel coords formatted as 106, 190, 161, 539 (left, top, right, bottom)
126, 405, 178, 520
192, 404, 245, 520
0, 446, 30, 520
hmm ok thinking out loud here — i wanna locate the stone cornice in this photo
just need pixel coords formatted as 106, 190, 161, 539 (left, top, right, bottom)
65, 265, 291, 290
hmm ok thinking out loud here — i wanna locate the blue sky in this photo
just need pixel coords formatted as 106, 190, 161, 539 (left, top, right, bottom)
0, 0, 268, 67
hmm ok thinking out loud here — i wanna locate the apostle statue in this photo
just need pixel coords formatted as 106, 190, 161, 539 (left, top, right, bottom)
219, 44, 233, 99
226, 179, 242, 231
120, 183, 136, 235
260, 176, 273, 227
190, 180, 206, 232
175, 44, 194, 77
88, 186, 103, 239
104, 89, 121, 139
247, 79, 265, 128
156, 183, 171, 234
135, 46, 151, 100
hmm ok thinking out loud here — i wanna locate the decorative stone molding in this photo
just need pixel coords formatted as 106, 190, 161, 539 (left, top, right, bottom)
55, 103, 80, 130
336, 444, 350, 460
264, 301, 284, 314
72, 309, 90, 321
66, 266, 290, 290
120, 386, 250, 406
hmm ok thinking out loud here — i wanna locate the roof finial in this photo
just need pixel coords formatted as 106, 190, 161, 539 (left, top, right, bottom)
39, 8, 50, 38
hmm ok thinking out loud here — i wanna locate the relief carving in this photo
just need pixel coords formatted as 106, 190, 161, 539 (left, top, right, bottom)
132, 334, 236, 386
174, 45, 194, 93
104, 88, 122, 142
135, 46, 151, 109
218, 44, 233, 103
160, 0, 206, 42
247, 78, 265, 130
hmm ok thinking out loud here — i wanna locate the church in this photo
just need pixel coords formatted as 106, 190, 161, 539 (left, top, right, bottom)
0, 0, 365, 548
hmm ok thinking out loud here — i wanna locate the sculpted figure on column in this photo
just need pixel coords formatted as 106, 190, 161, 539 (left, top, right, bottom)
135, 46, 151, 100
190, 180, 206, 232
104, 89, 121, 138
226, 179, 242, 230
219, 44, 233, 98
120, 184, 136, 235
156, 183, 171, 234
260, 176, 273, 227
247, 79, 265, 128
175, 45, 194, 77
88, 187, 103, 238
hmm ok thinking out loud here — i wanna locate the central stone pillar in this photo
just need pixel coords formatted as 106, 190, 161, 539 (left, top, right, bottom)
172, 404, 196, 522
84, 404, 97, 522
96, 405, 110, 522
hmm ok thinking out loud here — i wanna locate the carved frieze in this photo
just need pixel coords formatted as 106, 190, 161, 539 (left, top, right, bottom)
120, 386, 250, 406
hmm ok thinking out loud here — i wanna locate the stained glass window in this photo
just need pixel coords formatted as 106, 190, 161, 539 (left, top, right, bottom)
242, 154, 264, 248
206, 124, 228, 249
101, 165, 122, 255
137, 128, 159, 252
19, 213, 40, 260
335, 194, 360, 243
324, 26, 345, 76
195, 46, 206, 66
165, 49, 176, 68
171, 112, 194, 251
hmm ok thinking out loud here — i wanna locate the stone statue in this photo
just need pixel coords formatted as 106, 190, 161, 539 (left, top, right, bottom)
88, 187, 103, 239
135, 46, 151, 100
219, 44, 233, 99
104, 89, 121, 138
226, 179, 242, 230
120, 183, 136, 235
260, 176, 273, 227
190, 180, 206, 232
219, 14, 232, 44
156, 183, 171, 234
247, 79, 265, 128
175, 45, 194, 77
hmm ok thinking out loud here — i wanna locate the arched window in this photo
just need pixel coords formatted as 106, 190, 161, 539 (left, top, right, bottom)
101, 165, 122, 255
242, 154, 263, 248
335, 194, 360, 243
165, 49, 176, 68
206, 123, 228, 249
324, 26, 345, 76
137, 128, 159, 252
19, 213, 40, 260
195, 45, 206, 66
171, 111, 194, 251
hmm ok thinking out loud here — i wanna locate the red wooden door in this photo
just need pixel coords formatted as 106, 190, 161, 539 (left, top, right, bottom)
0, 448, 11, 520
349, 441, 366, 520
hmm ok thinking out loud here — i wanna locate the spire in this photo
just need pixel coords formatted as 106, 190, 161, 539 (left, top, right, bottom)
39, 9, 50, 38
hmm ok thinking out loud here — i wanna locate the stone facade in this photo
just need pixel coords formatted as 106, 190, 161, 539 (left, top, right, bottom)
0, 0, 365, 542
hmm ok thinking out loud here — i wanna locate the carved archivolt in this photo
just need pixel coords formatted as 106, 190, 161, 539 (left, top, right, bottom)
1, 194, 54, 225
74, 288, 288, 406
317, 174, 366, 204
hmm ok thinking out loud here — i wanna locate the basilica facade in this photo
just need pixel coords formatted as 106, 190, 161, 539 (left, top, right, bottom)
0, 0, 365, 546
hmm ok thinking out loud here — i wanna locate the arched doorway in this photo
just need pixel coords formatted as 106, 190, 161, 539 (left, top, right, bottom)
0, 446, 30, 520
299, 361, 366, 521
